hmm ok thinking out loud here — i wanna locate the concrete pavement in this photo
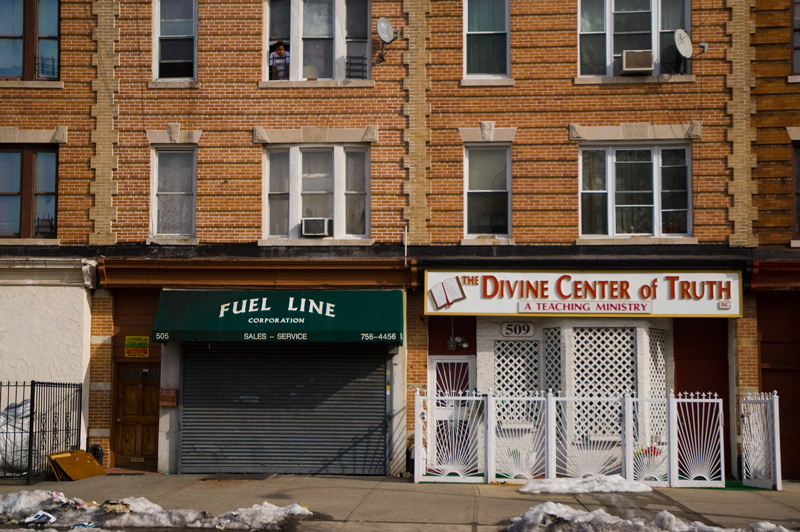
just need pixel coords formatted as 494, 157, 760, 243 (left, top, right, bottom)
1, 474, 799, 531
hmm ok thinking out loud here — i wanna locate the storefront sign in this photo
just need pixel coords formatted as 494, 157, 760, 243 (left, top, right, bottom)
425, 271, 742, 317
152, 289, 404, 343
124, 336, 150, 357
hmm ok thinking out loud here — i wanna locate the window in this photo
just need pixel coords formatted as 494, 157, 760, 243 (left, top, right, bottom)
265, 145, 369, 238
794, 1, 800, 74
157, 0, 196, 79
153, 148, 195, 236
0, 0, 59, 80
265, 0, 370, 80
465, 146, 509, 236
464, 0, 508, 76
579, 0, 689, 76
0, 146, 57, 238
580, 146, 690, 237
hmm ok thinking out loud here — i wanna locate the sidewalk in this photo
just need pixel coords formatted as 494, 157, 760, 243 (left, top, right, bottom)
1, 474, 799, 531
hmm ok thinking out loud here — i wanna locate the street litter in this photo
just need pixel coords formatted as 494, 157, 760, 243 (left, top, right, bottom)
99, 500, 130, 514
0, 490, 311, 530
23, 510, 56, 525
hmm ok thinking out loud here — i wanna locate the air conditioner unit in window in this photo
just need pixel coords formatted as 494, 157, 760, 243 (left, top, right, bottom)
301, 218, 331, 237
621, 50, 653, 75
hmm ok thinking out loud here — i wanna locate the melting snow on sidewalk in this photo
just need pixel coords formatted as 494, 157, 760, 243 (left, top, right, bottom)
507, 502, 791, 532
518, 473, 653, 494
0, 490, 311, 531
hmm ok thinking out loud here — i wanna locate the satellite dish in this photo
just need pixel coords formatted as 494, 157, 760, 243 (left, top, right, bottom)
377, 17, 397, 44
675, 29, 693, 59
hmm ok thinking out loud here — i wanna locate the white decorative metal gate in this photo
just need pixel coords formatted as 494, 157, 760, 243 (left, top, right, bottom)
415, 390, 745, 488
740, 392, 782, 490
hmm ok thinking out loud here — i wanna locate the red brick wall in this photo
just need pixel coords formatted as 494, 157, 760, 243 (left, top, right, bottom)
0, 1, 96, 244
114, 0, 409, 243
426, 0, 734, 243
89, 289, 114, 467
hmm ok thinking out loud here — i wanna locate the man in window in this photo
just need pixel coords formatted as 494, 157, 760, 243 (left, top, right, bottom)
269, 42, 290, 80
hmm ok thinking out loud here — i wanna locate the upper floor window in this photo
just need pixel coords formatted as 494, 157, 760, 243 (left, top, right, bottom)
265, 145, 369, 239
0, 0, 59, 80
0, 146, 57, 238
465, 146, 509, 236
465, 0, 508, 77
794, 1, 800, 74
580, 146, 690, 237
266, 0, 370, 81
579, 0, 689, 77
156, 0, 196, 79
153, 148, 195, 237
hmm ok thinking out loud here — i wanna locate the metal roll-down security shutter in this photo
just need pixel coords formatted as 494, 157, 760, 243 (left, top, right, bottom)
180, 342, 387, 474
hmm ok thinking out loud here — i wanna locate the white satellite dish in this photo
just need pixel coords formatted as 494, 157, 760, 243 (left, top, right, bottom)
675, 29, 693, 59
377, 17, 397, 44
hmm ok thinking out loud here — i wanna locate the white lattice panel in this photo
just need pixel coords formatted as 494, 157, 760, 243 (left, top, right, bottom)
648, 329, 667, 438
494, 341, 538, 420
573, 328, 636, 437
544, 328, 562, 393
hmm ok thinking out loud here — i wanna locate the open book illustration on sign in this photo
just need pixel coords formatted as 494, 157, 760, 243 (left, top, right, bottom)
428, 276, 467, 309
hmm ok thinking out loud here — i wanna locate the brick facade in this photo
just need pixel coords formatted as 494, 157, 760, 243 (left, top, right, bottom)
3, 0, 799, 477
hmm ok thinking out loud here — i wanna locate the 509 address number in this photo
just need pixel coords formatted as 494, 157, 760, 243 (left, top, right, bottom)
361, 333, 397, 341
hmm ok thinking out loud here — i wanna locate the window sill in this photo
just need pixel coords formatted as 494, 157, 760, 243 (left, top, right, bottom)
787, 76, 800, 84
576, 236, 698, 245
0, 238, 61, 245
574, 74, 695, 85
258, 80, 375, 89
0, 80, 64, 89
460, 78, 515, 87
258, 238, 375, 246
147, 236, 199, 245
148, 80, 200, 89
460, 236, 514, 246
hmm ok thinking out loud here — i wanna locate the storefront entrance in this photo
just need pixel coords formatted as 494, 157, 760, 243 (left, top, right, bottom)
180, 342, 389, 474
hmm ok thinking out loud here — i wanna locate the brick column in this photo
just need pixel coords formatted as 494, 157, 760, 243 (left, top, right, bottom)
89, 289, 114, 467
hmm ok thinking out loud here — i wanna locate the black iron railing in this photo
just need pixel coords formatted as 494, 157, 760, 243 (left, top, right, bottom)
0, 381, 82, 483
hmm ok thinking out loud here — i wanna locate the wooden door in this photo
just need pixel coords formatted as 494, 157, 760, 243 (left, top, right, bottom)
115, 363, 160, 470
758, 294, 800, 479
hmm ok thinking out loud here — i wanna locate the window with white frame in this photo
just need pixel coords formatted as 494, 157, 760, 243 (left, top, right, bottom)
153, 148, 195, 237
580, 146, 690, 237
465, 146, 509, 236
579, 0, 689, 76
464, 0, 508, 76
156, 0, 196, 79
265, 0, 370, 81
265, 145, 369, 239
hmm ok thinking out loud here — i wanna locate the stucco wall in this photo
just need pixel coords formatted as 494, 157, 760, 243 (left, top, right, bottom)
0, 285, 91, 384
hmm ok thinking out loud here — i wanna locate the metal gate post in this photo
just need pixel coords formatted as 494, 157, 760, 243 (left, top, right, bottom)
772, 392, 782, 491
414, 389, 423, 483
485, 393, 496, 483
667, 390, 677, 487
26, 381, 36, 485
623, 394, 634, 481
545, 390, 556, 480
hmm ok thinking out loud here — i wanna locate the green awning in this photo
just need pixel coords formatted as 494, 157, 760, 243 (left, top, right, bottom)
152, 289, 404, 343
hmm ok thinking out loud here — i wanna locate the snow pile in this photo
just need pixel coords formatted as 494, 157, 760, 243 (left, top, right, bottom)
518, 474, 652, 494
0, 490, 311, 531
507, 502, 792, 532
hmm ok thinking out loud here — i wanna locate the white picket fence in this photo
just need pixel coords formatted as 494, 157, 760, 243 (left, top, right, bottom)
414, 390, 730, 487
740, 392, 782, 490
